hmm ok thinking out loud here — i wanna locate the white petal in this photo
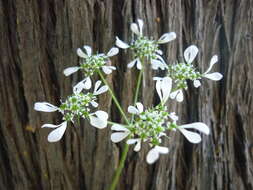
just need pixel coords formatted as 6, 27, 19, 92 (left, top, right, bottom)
146, 148, 159, 164
41, 123, 59, 128
127, 106, 140, 114
153, 77, 163, 81
176, 90, 184, 102
157, 32, 176, 44
111, 124, 129, 131
156, 80, 162, 102
116, 37, 129, 49
107, 47, 119, 57
170, 90, 178, 99
90, 101, 98, 107
83, 45, 92, 56
89, 115, 107, 129
193, 80, 201, 88
155, 146, 169, 154
179, 128, 201, 144
136, 59, 142, 70
136, 102, 144, 113
184, 45, 199, 64
73, 77, 92, 94
63, 67, 80, 76
93, 85, 109, 95
161, 77, 172, 103
94, 80, 102, 93
126, 139, 139, 144
151, 59, 166, 70
77, 48, 87, 58
156, 49, 163, 55
102, 66, 116, 75
203, 72, 223, 81
179, 122, 210, 135
137, 19, 144, 35
111, 132, 129, 143
94, 110, 109, 121
204, 55, 218, 74
47, 121, 67, 142
134, 139, 141, 152
34, 102, 58, 112
102, 66, 112, 74
169, 112, 178, 121
127, 59, 137, 68
130, 23, 140, 35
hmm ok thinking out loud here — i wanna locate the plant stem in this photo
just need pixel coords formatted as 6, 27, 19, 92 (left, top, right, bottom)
131, 69, 143, 122
108, 69, 143, 190
97, 71, 130, 125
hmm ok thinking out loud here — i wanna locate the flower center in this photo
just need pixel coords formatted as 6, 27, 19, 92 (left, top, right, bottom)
129, 105, 173, 146
130, 36, 159, 60
80, 55, 107, 76
167, 63, 201, 89
60, 92, 96, 122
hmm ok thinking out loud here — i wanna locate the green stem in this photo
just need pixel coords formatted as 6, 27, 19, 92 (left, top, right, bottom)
108, 69, 143, 190
131, 69, 143, 122
97, 71, 130, 125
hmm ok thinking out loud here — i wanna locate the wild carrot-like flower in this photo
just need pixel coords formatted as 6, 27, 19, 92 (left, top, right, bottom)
110, 77, 210, 164
155, 45, 223, 102
115, 19, 176, 70
34, 80, 109, 142
63, 45, 119, 87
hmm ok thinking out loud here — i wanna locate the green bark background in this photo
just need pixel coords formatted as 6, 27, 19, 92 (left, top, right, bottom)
0, 0, 252, 189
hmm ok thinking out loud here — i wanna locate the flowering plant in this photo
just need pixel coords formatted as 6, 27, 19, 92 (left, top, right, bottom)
34, 19, 222, 189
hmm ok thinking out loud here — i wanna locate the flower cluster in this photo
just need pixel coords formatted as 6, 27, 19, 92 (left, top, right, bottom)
34, 19, 222, 166
63, 46, 118, 86
116, 19, 176, 70
164, 45, 223, 102
111, 77, 210, 164
34, 80, 109, 142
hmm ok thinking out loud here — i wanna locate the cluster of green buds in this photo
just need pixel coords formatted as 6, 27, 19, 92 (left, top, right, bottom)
60, 92, 96, 122
116, 19, 176, 70
130, 36, 159, 60
128, 104, 170, 146
168, 62, 202, 89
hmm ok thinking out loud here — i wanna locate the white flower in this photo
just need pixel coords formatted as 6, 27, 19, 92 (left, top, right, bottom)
64, 45, 118, 77
127, 138, 142, 152
146, 146, 169, 164
111, 124, 130, 143
178, 122, 210, 144
170, 89, 184, 102
116, 19, 175, 71
89, 111, 109, 129
127, 102, 144, 115
202, 55, 223, 81
184, 45, 199, 64
42, 121, 68, 142
155, 77, 172, 104
34, 102, 60, 112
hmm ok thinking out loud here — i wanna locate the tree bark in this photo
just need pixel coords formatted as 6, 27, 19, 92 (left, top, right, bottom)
0, 0, 252, 189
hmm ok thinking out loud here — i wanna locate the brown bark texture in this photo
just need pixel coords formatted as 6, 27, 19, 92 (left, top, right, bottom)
0, 0, 253, 189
